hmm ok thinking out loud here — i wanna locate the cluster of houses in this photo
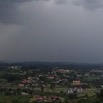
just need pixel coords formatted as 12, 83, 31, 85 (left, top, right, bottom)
1, 64, 103, 103
65, 87, 83, 94
0, 68, 91, 98
91, 69, 103, 73
30, 95, 62, 103
17, 70, 88, 97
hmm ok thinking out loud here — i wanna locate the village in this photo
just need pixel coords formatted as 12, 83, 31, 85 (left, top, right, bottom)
0, 63, 103, 103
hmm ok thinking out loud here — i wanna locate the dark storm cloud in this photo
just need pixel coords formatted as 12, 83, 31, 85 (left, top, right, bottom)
0, 0, 102, 24
0, 0, 59, 24
0, 0, 68, 24
0, 0, 34, 24
1, 0, 103, 63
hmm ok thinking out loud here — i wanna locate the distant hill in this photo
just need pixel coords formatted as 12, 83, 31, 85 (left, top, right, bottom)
0, 61, 103, 71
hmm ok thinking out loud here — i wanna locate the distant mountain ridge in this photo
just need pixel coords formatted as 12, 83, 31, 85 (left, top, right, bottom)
0, 61, 103, 66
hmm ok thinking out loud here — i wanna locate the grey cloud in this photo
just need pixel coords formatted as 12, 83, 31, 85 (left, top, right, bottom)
32, 0, 103, 10
4, 1, 103, 63
0, 0, 103, 24
1, 0, 103, 63
0, 0, 34, 24
55, 0, 67, 4
0, 0, 66, 24
73, 0, 103, 10
30, 0, 67, 4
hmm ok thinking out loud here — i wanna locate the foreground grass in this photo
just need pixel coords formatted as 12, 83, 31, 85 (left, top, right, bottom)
78, 88, 100, 97
0, 95, 31, 103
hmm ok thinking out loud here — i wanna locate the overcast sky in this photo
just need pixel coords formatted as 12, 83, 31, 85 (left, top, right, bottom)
1, 0, 103, 63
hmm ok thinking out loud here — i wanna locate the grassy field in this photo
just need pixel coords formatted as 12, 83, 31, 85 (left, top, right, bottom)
0, 95, 31, 103
33, 87, 100, 97
0, 87, 100, 103
78, 88, 100, 97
